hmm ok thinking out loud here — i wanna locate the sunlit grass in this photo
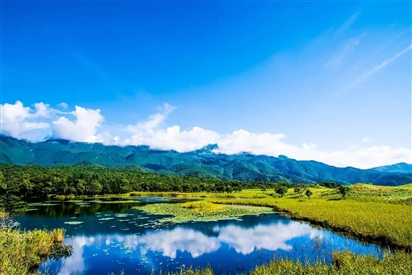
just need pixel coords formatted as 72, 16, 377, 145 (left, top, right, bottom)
180, 201, 227, 213
0, 227, 71, 275
249, 251, 412, 275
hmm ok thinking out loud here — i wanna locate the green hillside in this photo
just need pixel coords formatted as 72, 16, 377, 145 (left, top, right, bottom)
1, 136, 411, 185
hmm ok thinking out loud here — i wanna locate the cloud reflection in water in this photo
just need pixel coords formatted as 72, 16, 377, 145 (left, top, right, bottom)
57, 220, 322, 274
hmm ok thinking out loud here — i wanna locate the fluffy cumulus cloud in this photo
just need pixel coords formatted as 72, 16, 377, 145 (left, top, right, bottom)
0, 101, 50, 141
0, 100, 410, 169
52, 106, 104, 142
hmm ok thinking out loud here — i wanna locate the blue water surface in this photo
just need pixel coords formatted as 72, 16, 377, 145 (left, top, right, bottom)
15, 199, 383, 275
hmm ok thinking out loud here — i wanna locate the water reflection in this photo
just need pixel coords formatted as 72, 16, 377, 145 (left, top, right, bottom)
17, 201, 382, 275
55, 221, 324, 274
138, 227, 221, 258
214, 222, 322, 254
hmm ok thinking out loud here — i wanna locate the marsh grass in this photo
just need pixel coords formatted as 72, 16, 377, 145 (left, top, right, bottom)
249, 251, 412, 275
0, 227, 72, 275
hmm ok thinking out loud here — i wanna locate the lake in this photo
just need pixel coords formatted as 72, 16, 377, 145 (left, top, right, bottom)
15, 198, 383, 275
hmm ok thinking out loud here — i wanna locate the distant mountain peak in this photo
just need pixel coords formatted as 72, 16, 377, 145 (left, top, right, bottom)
42, 137, 73, 145
192, 144, 219, 155
278, 155, 290, 160
202, 144, 219, 151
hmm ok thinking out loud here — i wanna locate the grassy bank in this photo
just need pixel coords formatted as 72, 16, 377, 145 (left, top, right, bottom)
0, 227, 72, 275
171, 250, 412, 275
251, 250, 412, 275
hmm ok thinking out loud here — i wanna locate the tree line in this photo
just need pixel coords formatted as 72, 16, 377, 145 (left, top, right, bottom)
0, 164, 298, 200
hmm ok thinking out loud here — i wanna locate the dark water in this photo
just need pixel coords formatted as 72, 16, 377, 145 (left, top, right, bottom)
15, 198, 383, 275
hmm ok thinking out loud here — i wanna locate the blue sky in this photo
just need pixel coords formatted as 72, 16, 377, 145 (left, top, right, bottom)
1, 1, 411, 168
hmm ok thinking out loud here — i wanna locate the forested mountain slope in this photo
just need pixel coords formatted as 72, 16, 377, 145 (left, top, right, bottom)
1, 135, 411, 185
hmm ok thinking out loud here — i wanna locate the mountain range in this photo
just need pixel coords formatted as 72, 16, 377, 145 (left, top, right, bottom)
0, 135, 411, 186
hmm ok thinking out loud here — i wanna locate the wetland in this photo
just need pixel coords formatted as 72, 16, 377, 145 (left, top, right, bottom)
15, 197, 384, 275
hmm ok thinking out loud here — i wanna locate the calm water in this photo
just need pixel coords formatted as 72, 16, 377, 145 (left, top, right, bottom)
15, 198, 383, 275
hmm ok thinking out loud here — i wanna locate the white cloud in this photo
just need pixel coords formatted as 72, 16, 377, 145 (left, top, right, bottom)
52, 106, 104, 142
136, 227, 221, 258
1, 100, 410, 169
214, 222, 322, 254
59, 102, 69, 109
127, 103, 175, 133
0, 101, 50, 140
122, 103, 220, 151
362, 137, 372, 143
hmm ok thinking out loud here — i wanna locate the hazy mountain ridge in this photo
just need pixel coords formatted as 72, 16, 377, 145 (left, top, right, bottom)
369, 162, 412, 174
1, 135, 411, 186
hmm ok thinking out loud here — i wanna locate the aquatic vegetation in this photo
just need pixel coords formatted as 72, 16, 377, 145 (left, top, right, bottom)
87, 199, 139, 204
99, 217, 115, 221
180, 201, 228, 213
115, 213, 134, 218
133, 202, 272, 223
27, 202, 59, 207
64, 221, 84, 225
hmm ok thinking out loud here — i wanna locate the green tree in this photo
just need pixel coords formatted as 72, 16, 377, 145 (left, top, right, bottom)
305, 189, 313, 199
0, 179, 27, 228
294, 185, 305, 196
338, 186, 350, 199
274, 186, 288, 197
89, 180, 103, 196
